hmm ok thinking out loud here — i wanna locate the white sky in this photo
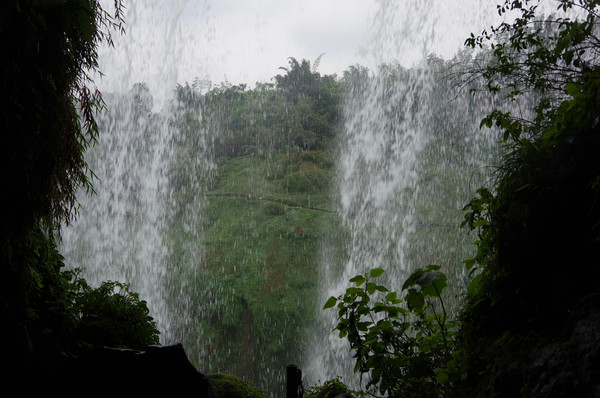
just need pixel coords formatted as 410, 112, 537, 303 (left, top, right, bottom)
95, 0, 512, 107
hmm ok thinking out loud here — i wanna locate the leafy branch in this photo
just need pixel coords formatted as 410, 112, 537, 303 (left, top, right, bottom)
324, 266, 459, 398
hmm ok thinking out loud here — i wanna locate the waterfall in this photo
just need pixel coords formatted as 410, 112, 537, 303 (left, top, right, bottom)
60, 86, 169, 328
57, 0, 539, 394
302, 0, 502, 388
59, 83, 211, 344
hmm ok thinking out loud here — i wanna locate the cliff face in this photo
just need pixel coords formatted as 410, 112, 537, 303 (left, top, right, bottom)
463, 310, 600, 398
526, 310, 600, 397
457, 91, 600, 398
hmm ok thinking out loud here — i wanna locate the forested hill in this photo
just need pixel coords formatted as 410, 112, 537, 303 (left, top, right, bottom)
173, 57, 344, 159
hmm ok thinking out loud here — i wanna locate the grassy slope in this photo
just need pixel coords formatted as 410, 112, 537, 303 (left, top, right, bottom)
166, 148, 343, 393
163, 135, 492, 393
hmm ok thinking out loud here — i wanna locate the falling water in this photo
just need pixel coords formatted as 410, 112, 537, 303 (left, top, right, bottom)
58, 0, 549, 395
303, 0, 503, 388
59, 85, 209, 345
59, 1, 216, 346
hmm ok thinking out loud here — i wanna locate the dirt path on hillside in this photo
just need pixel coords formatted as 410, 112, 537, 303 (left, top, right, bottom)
205, 192, 336, 214
205, 192, 460, 229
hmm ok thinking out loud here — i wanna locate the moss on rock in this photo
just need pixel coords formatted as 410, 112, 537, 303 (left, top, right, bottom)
207, 373, 265, 398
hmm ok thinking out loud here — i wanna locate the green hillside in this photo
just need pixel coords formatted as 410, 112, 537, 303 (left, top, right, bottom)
159, 58, 493, 392
165, 148, 346, 387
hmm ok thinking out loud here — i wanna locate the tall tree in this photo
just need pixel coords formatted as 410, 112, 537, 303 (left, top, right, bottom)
274, 57, 342, 149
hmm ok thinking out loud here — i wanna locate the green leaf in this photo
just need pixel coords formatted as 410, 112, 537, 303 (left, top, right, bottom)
515, 183, 530, 192
346, 287, 365, 296
323, 296, 337, 309
472, 219, 489, 227
366, 282, 377, 294
349, 275, 365, 286
416, 271, 442, 287
566, 82, 580, 96
480, 116, 493, 129
377, 320, 394, 331
464, 258, 476, 271
468, 273, 484, 297
373, 305, 387, 313
421, 273, 447, 297
405, 289, 425, 312
435, 368, 449, 384
357, 305, 370, 315
564, 50, 574, 66
402, 269, 422, 291
370, 268, 385, 278
358, 321, 371, 331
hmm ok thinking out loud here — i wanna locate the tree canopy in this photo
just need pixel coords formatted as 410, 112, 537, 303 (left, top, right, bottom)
176, 56, 344, 158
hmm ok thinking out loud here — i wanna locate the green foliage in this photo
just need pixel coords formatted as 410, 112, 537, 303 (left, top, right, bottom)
457, 1, 600, 395
66, 270, 160, 350
5, 227, 75, 355
325, 267, 459, 397
465, 0, 600, 135
283, 170, 330, 194
2, 225, 159, 362
1, 0, 123, 296
305, 377, 358, 398
207, 373, 266, 398
189, 57, 342, 157
0, 1, 163, 378
1, 0, 124, 235
462, 0, 600, 327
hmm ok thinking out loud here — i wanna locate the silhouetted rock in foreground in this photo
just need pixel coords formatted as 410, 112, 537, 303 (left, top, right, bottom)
16, 343, 217, 397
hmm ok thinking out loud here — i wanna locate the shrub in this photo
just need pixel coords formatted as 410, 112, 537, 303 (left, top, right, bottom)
324, 267, 459, 397
283, 171, 329, 193
207, 373, 265, 398
305, 377, 356, 398
66, 270, 160, 350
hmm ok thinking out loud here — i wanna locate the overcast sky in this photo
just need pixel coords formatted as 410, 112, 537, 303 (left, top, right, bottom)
95, 0, 506, 106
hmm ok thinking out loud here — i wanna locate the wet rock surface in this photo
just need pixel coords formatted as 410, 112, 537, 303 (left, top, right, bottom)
527, 310, 600, 398
482, 310, 600, 398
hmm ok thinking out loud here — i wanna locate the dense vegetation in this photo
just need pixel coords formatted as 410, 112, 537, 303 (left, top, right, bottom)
1, 0, 160, 390
324, 0, 600, 397
459, 0, 600, 395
